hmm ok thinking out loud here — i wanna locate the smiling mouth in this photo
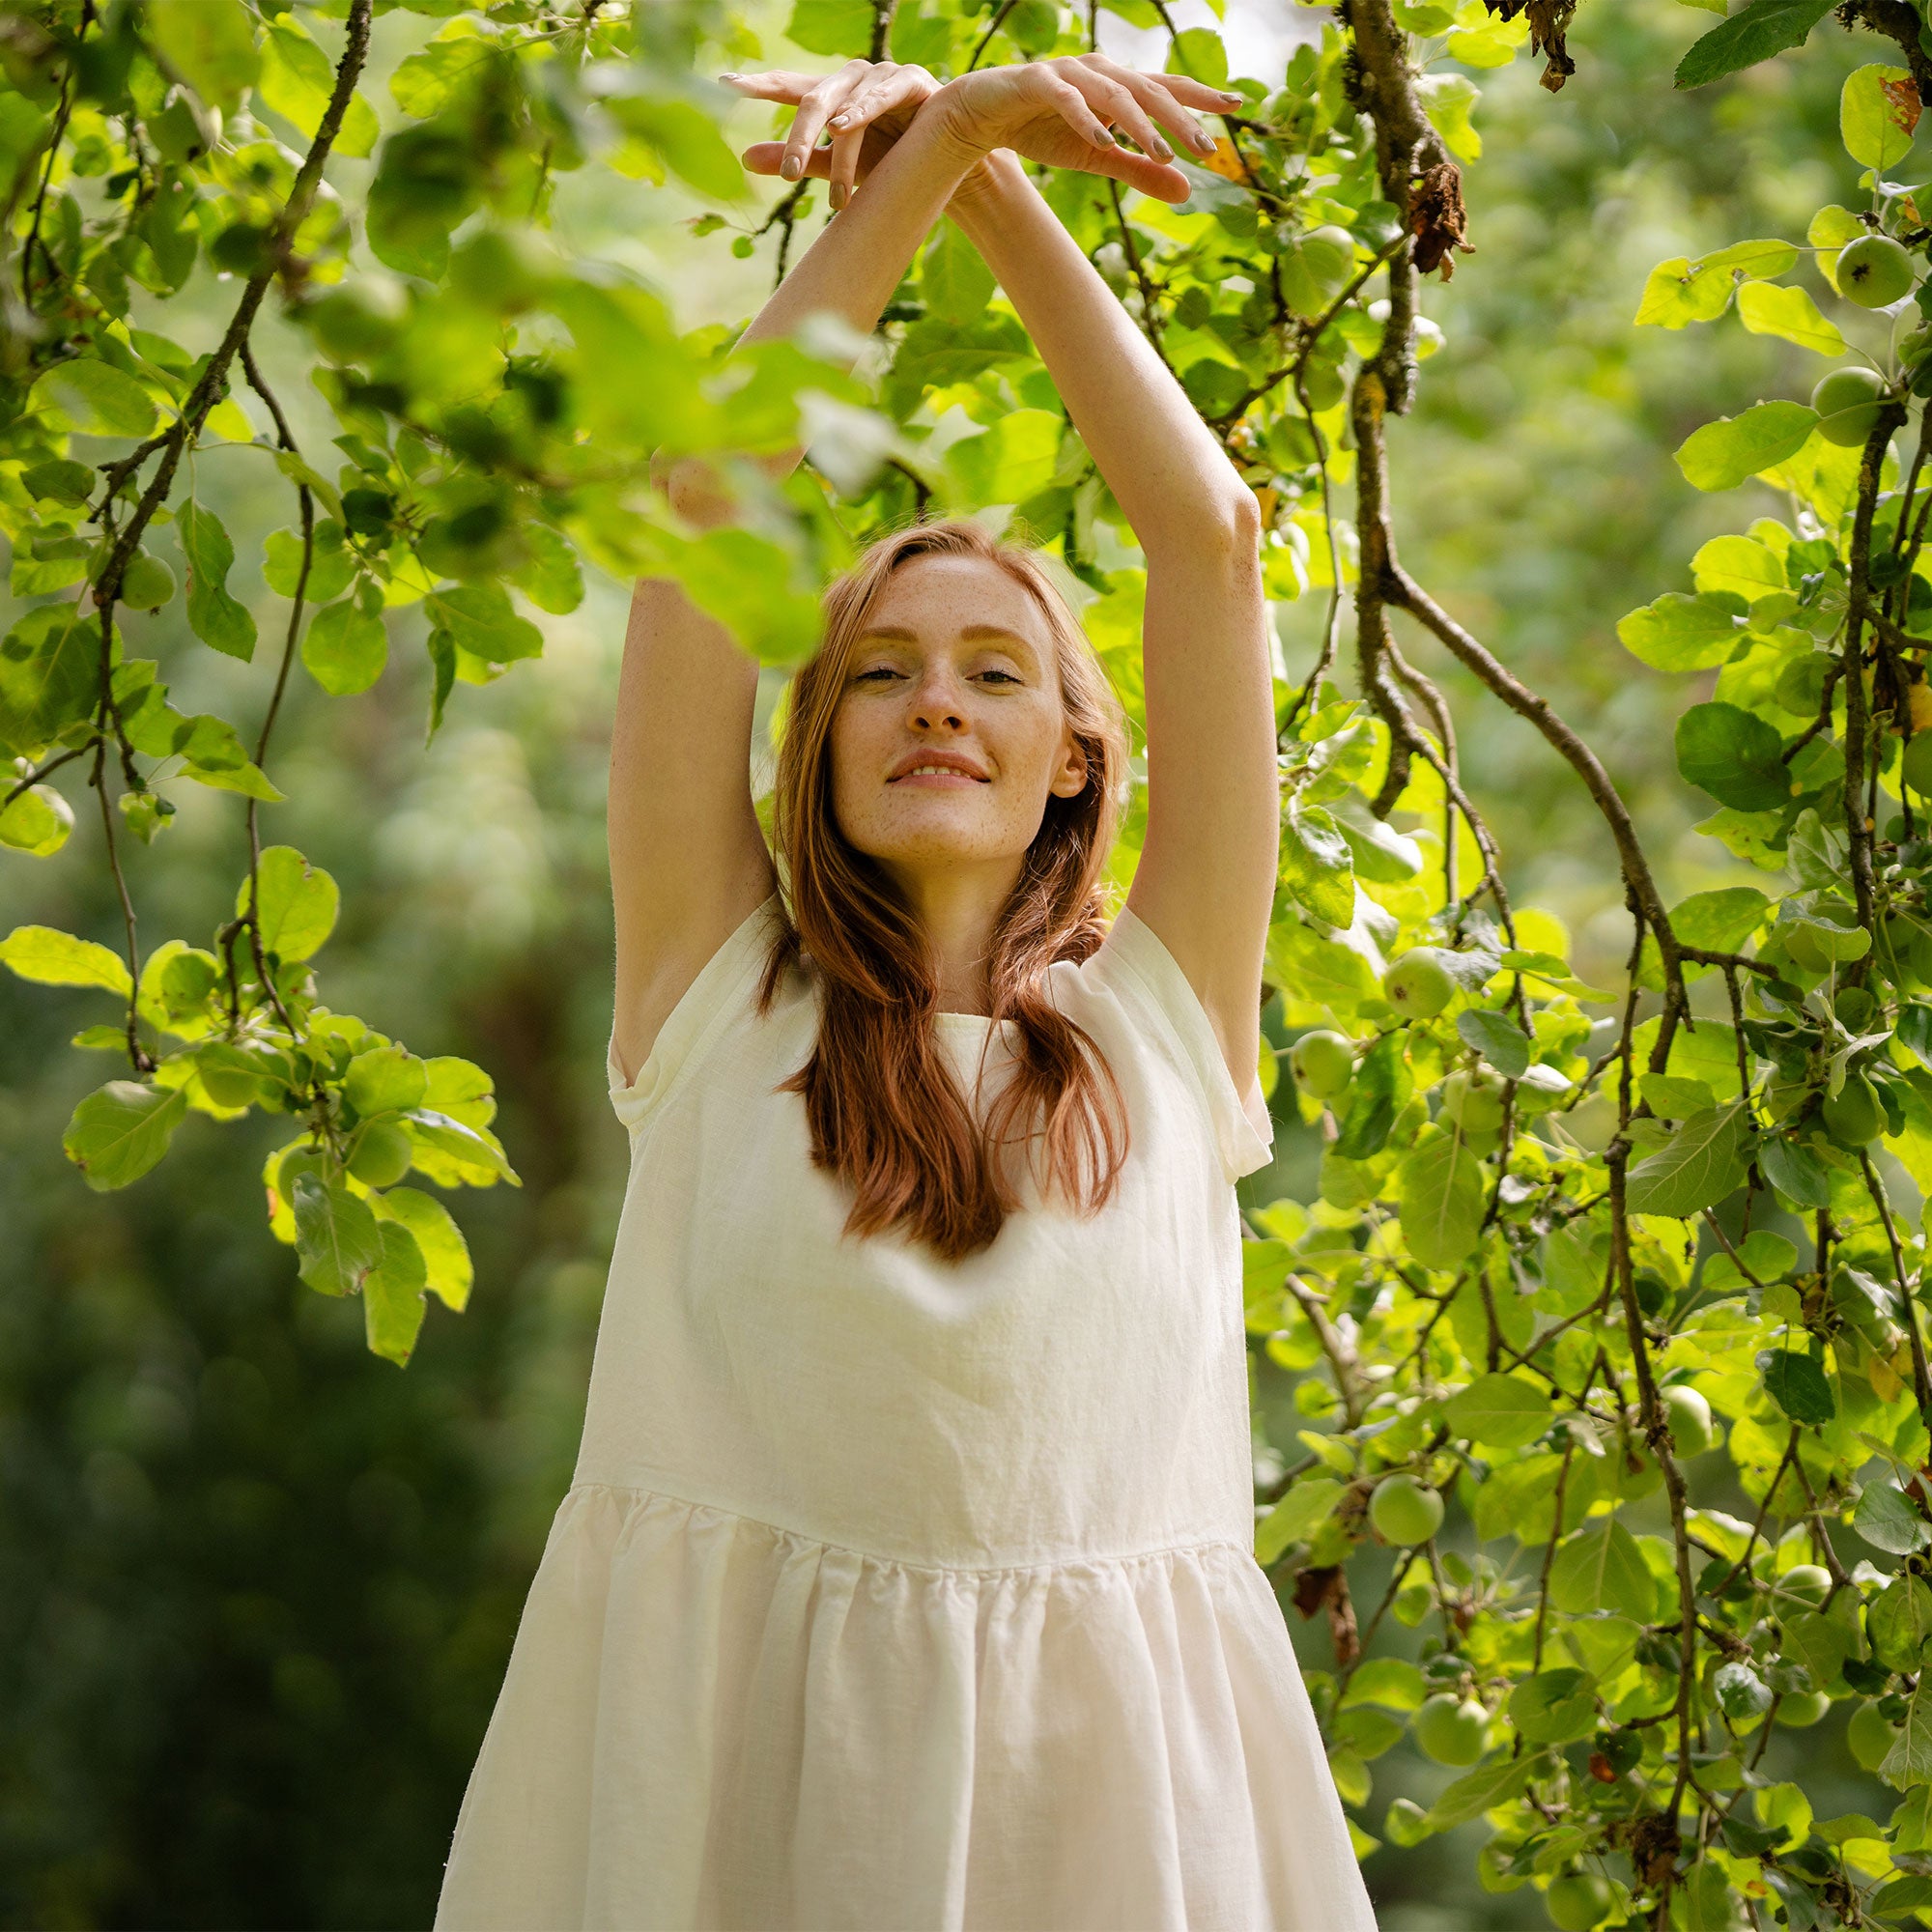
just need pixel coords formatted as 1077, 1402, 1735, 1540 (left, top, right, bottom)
889, 769, 989, 784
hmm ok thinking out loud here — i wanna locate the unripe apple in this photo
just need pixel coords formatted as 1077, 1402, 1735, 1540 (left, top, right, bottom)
349, 1121, 412, 1188
1441, 1069, 1505, 1134
1822, 1070, 1884, 1148
1382, 950, 1455, 1019
1775, 1688, 1833, 1727
1777, 1563, 1832, 1608
1811, 365, 1889, 445
1837, 233, 1916, 307
1545, 1872, 1615, 1932
1849, 1698, 1901, 1770
1662, 1384, 1713, 1459
120, 552, 176, 611
1290, 1029, 1355, 1099
1369, 1473, 1443, 1546
1903, 729, 1932, 799
1412, 1691, 1488, 1766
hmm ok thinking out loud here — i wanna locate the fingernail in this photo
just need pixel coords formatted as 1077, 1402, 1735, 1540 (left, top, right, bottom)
1192, 127, 1215, 152
830, 182, 846, 210
1220, 89, 1242, 102
1094, 126, 1116, 145
781, 154, 802, 179
720, 71, 740, 80
1153, 137, 1173, 160
830, 112, 849, 127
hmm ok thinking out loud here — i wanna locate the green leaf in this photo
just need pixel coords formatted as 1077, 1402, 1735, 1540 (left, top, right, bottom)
1856, 1479, 1932, 1555
62, 1081, 188, 1190
145, 0, 260, 107
293, 1176, 384, 1297
1758, 1347, 1838, 1426
0, 782, 72, 857
510, 525, 583, 616
301, 600, 388, 696
1281, 803, 1356, 927
1883, 1678, 1932, 1790
1256, 1477, 1344, 1563
603, 97, 745, 202
1634, 256, 1736, 327
1424, 1751, 1547, 1830
945, 410, 1064, 508
363, 1220, 429, 1365
1342, 1659, 1428, 1712
1843, 64, 1918, 172
1616, 592, 1740, 671
0, 604, 96, 753
0, 924, 131, 995
26, 357, 159, 439
1737, 281, 1848, 356
370, 1186, 471, 1311
424, 584, 543, 665
244, 848, 339, 963
259, 20, 378, 157
1675, 402, 1819, 492
1760, 1135, 1833, 1208
784, 0, 876, 55
1677, 701, 1790, 811
1508, 1669, 1599, 1745
403, 1110, 520, 1186
1441, 1372, 1553, 1449
1626, 1105, 1747, 1215
1167, 26, 1231, 88
176, 500, 257, 662
1456, 1009, 1531, 1079
922, 218, 995, 327
1548, 1518, 1657, 1620
1674, 0, 1835, 89
1671, 887, 1771, 952
1692, 535, 1788, 601
1333, 1032, 1412, 1159
1398, 1131, 1487, 1270
1640, 1072, 1718, 1119
1870, 1575, 1932, 1670
345, 1045, 429, 1118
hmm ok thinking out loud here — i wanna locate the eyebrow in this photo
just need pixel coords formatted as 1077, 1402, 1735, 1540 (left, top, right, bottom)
855, 624, 1040, 665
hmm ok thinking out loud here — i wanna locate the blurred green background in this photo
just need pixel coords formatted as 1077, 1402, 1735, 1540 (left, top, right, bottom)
0, 1, 1909, 1924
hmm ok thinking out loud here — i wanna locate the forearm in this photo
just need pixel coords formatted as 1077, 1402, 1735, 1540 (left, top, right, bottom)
948, 152, 1251, 553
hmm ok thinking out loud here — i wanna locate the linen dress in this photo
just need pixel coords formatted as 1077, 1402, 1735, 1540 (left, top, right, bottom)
432, 889, 1378, 1932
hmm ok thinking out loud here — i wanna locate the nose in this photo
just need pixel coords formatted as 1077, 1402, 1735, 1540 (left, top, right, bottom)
905, 667, 968, 731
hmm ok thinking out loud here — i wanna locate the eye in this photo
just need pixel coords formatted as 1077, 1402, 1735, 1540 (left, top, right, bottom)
854, 668, 898, 683
979, 669, 1021, 685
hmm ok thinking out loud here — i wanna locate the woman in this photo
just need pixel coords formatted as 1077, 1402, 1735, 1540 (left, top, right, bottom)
434, 51, 1378, 1932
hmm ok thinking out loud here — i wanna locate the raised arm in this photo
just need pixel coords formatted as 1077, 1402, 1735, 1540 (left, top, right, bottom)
611, 101, 988, 1087
940, 83, 1277, 1104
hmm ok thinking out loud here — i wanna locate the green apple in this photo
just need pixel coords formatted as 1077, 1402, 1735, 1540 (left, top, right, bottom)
348, 1121, 413, 1189
1903, 730, 1932, 800
1811, 365, 1889, 446
1544, 1872, 1614, 1932
1382, 950, 1455, 1019
1369, 1473, 1444, 1546
1776, 1563, 1832, 1609
120, 552, 176, 611
1440, 1069, 1505, 1134
1662, 1384, 1714, 1459
1822, 1070, 1884, 1148
1837, 233, 1916, 307
1849, 1699, 1901, 1770
1775, 1688, 1833, 1727
1290, 1029, 1355, 1099
1412, 1691, 1489, 1766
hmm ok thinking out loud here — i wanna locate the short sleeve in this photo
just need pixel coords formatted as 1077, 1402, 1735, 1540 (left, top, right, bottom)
608, 892, 781, 1136
1089, 903, 1277, 1185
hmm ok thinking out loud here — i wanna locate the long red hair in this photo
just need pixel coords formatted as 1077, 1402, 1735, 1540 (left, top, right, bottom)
754, 517, 1135, 1261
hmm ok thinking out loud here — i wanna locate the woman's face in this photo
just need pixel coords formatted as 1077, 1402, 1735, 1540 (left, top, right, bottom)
828, 554, 1089, 886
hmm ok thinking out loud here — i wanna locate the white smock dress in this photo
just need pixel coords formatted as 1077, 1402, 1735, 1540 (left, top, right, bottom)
433, 891, 1378, 1932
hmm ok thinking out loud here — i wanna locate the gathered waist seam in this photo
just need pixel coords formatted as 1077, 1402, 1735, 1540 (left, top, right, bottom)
560, 1474, 1253, 1579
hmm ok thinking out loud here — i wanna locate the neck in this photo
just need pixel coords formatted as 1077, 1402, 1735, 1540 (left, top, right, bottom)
893, 863, 1021, 1015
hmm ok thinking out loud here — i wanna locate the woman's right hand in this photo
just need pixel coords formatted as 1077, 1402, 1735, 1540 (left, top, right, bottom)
923, 57, 1243, 206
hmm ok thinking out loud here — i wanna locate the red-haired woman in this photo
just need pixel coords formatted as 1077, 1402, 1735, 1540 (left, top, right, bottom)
435, 53, 1378, 1932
